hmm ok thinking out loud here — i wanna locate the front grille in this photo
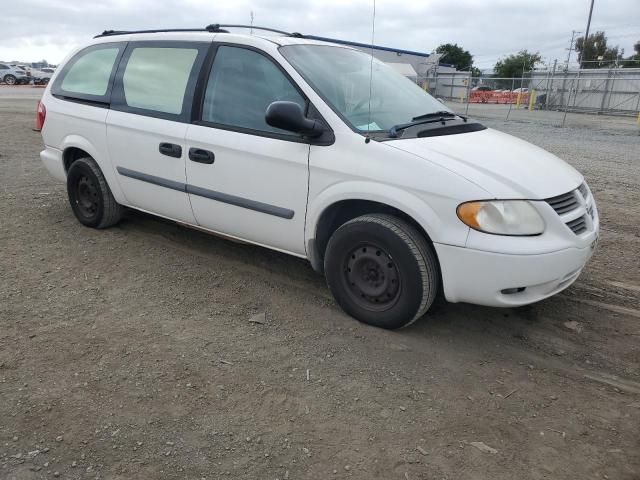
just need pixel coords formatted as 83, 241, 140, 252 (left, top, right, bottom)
546, 191, 579, 215
578, 183, 589, 199
545, 184, 595, 236
566, 215, 587, 235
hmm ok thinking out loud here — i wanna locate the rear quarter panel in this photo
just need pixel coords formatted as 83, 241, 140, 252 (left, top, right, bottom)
41, 91, 127, 204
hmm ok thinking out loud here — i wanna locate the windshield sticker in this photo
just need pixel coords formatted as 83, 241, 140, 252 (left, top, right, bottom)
356, 122, 381, 131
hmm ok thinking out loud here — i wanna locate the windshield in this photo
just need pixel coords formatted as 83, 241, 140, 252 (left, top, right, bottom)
280, 44, 450, 132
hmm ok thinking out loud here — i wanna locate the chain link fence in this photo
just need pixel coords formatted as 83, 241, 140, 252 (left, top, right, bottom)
420, 69, 640, 132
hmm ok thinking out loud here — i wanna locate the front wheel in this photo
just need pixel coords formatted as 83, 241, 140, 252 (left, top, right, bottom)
3, 74, 16, 85
324, 214, 439, 329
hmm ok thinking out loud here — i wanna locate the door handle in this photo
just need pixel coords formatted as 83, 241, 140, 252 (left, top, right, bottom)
159, 142, 182, 158
189, 148, 215, 164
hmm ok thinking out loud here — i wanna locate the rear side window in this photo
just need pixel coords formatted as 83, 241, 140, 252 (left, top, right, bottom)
122, 47, 198, 114
61, 49, 119, 95
52, 44, 123, 102
111, 41, 208, 121
201, 46, 306, 135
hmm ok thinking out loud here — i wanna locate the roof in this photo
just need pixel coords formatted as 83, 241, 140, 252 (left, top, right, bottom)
301, 35, 430, 58
93, 25, 431, 58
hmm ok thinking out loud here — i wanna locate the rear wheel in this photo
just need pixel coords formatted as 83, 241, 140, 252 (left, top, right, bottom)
324, 214, 439, 329
66, 157, 123, 229
4, 74, 16, 85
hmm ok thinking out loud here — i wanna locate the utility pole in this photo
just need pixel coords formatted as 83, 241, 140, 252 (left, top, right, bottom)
565, 30, 581, 71
581, 0, 595, 69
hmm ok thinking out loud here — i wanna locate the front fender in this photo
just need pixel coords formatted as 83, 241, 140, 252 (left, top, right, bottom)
306, 180, 470, 249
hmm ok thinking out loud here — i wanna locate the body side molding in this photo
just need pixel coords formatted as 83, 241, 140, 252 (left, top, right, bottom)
116, 166, 294, 219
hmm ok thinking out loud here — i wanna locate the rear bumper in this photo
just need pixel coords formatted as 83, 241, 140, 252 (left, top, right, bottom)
435, 241, 597, 307
40, 147, 66, 182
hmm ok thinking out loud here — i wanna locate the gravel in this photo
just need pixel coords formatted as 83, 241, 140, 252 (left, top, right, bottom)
1, 87, 639, 479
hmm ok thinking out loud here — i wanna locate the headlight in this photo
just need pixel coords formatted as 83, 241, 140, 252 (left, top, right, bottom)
457, 200, 545, 236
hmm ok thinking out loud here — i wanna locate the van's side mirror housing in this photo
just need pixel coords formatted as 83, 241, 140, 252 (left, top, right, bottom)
265, 101, 324, 137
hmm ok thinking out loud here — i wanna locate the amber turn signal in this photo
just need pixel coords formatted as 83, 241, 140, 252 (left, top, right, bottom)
456, 202, 482, 229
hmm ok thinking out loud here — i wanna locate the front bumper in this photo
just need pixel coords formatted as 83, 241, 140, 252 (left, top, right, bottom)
435, 240, 597, 307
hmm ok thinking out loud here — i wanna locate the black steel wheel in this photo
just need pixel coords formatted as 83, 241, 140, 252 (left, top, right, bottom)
344, 242, 401, 311
75, 175, 100, 219
66, 157, 123, 229
324, 214, 439, 329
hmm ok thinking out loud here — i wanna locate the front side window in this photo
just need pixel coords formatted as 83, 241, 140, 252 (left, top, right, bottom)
122, 47, 198, 115
59, 47, 120, 97
0, 64, 8, 70
201, 46, 306, 135
280, 45, 449, 132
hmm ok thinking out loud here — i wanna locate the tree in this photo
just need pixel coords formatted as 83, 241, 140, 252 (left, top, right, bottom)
623, 40, 640, 68
435, 43, 481, 80
575, 31, 619, 68
494, 50, 542, 79
435, 43, 473, 71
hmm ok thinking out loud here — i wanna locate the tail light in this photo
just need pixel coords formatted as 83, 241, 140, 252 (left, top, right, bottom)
34, 100, 46, 131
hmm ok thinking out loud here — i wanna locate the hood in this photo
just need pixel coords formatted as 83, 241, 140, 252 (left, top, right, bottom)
386, 127, 583, 199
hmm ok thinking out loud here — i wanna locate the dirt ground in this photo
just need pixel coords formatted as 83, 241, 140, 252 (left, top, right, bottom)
1, 86, 639, 480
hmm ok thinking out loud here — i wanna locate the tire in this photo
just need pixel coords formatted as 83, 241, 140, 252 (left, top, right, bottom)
324, 213, 439, 329
4, 74, 16, 85
66, 157, 123, 229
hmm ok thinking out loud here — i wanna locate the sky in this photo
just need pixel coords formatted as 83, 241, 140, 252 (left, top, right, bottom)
2, 0, 639, 69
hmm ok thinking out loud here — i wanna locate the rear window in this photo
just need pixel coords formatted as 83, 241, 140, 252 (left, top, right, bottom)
122, 47, 198, 115
52, 43, 123, 102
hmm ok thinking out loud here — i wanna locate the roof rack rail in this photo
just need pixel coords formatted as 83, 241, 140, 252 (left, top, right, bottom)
95, 24, 302, 39
214, 25, 304, 36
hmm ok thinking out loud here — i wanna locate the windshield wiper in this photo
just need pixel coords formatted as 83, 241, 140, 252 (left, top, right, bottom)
411, 110, 456, 121
388, 111, 466, 138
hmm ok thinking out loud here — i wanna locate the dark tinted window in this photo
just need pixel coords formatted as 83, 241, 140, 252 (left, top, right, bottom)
0, 64, 8, 70
202, 46, 305, 134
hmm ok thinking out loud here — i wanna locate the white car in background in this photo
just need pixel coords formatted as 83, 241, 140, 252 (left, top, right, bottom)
35, 25, 599, 329
0, 64, 29, 84
12, 65, 53, 85
31, 68, 53, 85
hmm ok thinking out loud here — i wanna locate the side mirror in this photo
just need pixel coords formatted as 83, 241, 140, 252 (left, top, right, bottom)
265, 101, 324, 137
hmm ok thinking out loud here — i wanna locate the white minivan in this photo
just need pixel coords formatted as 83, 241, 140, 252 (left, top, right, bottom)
37, 25, 599, 329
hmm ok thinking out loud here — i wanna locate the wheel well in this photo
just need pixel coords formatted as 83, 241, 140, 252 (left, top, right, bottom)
313, 200, 437, 271
63, 147, 90, 173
